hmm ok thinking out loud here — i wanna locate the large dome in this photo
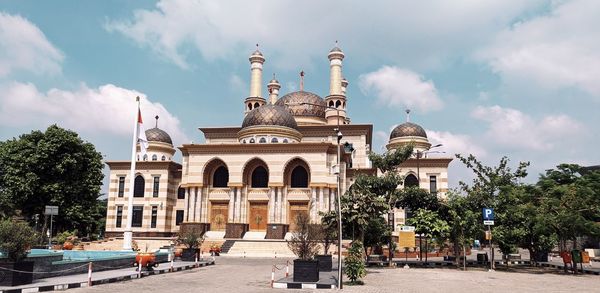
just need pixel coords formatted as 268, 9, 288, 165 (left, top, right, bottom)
242, 105, 298, 130
390, 122, 427, 139
146, 128, 173, 145
275, 91, 326, 119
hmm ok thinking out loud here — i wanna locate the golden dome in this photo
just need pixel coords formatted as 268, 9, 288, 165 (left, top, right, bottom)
242, 105, 298, 130
275, 91, 326, 119
390, 122, 427, 139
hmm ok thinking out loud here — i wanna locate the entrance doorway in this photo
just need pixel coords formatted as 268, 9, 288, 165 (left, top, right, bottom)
249, 202, 268, 231
288, 202, 309, 232
210, 202, 228, 231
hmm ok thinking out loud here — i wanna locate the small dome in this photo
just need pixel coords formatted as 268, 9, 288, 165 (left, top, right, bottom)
390, 122, 427, 139
242, 105, 298, 130
330, 46, 343, 53
269, 77, 279, 84
252, 49, 263, 56
275, 91, 326, 118
146, 128, 173, 145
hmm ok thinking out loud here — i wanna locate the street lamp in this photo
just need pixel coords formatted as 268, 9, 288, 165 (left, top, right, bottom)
286, 101, 343, 289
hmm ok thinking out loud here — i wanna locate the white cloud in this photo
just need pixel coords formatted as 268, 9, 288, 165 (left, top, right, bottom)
229, 74, 245, 92
0, 82, 189, 145
105, 0, 545, 70
427, 130, 486, 158
471, 105, 584, 151
0, 12, 63, 77
359, 66, 443, 112
476, 0, 600, 96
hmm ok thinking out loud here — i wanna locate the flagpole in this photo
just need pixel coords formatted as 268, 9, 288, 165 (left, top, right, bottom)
123, 96, 141, 250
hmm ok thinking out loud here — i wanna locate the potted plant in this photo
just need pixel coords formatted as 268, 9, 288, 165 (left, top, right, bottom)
209, 243, 221, 256
286, 212, 321, 282
0, 219, 37, 286
315, 213, 336, 272
176, 230, 205, 261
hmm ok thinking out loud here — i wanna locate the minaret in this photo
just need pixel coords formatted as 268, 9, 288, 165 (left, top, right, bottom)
325, 42, 348, 125
267, 74, 281, 105
341, 77, 348, 95
244, 44, 266, 115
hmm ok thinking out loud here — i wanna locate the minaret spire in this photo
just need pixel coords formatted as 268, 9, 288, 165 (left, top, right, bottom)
405, 109, 411, 122
300, 70, 305, 91
155, 115, 159, 128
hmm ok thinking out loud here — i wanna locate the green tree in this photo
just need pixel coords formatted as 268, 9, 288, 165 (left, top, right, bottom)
0, 125, 104, 237
344, 241, 366, 285
363, 216, 390, 256
0, 219, 37, 261
445, 192, 480, 268
407, 208, 449, 261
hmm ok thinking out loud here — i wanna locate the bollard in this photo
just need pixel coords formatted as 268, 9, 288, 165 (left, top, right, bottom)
138, 262, 142, 278
274, 251, 277, 259
87, 262, 93, 287
195, 254, 199, 268
170, 258, 174, 272
271, 266, 275, 288
201, 251, 204, 261
244, 251, 246, 258
285, 261, 289, 278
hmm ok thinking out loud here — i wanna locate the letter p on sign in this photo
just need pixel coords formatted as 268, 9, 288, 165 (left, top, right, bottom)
483, 208, 494, 220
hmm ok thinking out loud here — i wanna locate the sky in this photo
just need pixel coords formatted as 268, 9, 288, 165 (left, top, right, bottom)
1, 0, 599, 194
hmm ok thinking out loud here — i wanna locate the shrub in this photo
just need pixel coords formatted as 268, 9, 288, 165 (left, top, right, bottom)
0, 220, 37, 262
287, 212, 320, 260
177, 230, 205, 250
344, 241, 366, 285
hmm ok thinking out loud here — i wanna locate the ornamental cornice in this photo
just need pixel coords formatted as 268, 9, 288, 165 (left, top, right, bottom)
399, 158, 453, 168
179, 142, 338, 155
105, 161, 182, 171
237, 125, 302, 141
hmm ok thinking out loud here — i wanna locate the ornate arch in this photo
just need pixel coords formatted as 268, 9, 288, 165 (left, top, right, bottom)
283, 157, 311, 188
242, 157, 269, 187
202, 158, 229, 187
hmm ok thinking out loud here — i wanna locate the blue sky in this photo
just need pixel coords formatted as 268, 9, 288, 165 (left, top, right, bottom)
1, 0, 599, 193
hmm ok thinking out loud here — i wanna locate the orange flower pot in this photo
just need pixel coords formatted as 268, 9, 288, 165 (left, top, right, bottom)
62, 241, 74, 250
135, 253, 156, 268
174, 248, 183, 258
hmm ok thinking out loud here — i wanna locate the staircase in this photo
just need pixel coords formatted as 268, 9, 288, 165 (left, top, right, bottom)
220, 240, 236, 254
222, 240, 295, 257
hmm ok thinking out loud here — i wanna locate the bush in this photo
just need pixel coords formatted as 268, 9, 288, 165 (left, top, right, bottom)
287, 212, 320, 260
177, 230, 205, 250
55, 230, 79, 245
344, 241, 366, 285
0, 220, 37, 262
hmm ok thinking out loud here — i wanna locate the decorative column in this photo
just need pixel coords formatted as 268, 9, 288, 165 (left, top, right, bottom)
319, 187, 324, 215
203, 186, 209, 223
228, 188, 234, 223
184, 187, 190, 221
282, 187, 287, 224
311, 187, 317, 222
269, 187, 275, 222
277, 188, 283, 223
198, 187, 203, 223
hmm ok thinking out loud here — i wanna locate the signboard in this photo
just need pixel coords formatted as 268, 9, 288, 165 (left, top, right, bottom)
401, 225, 415, 232
483, 220, 495, 225
485, 230, 492, 240
398, 231, 416, 249
44, 205, 59, 216
482, 208, 494, 220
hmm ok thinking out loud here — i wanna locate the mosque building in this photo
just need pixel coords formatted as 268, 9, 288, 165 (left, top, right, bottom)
104, 45, 452, 239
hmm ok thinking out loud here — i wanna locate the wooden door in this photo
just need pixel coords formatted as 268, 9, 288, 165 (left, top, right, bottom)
210, 202, 228, 231
288, 202, 309, 232
249, 202, 268, 231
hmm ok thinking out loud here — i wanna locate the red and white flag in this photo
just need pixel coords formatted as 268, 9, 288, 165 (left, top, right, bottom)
137, 108, 149, 155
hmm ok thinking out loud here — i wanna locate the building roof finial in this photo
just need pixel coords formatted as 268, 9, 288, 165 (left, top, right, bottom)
155, 115, 159, 128
405, 109, 411, 122
300, 70, 305, 91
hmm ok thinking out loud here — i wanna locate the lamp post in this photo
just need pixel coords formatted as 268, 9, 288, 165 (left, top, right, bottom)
287, 101, 343, 289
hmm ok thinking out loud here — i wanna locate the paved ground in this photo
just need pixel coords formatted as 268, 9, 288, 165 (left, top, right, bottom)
71, 257, 600, 293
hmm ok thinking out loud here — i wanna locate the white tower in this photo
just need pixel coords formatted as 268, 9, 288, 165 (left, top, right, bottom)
245, 45, 266, 115
267, 74, 281, 105
325, 42, 348, 125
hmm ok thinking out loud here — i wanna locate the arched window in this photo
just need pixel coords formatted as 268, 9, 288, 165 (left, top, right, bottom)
152, 154, 158, 161
248, 103, 252, 110
143, 154, 148, 161
343, 102, 346, 108
254, 102, 260, 108
161, 155, 166, 161
213, 166, 229, 188
283, 139, 288, 143
259, 137, 267, 143
134, 175, 145, 197
249, 138, 255, 143
329, 101, 334, 107
242, 139, 246, 144
251, 166, 268, 188
404, 174, 419, 188
271, 137, 278, 143
335, 100, 341, 108
290, 166, 309, 188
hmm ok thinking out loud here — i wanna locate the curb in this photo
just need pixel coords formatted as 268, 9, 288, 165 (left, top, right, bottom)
272, 282, 335, 289
540, 263, 600, 275
0, 261, 215, 293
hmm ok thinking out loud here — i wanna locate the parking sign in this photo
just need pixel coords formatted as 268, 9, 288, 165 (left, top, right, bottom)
482, 208, 494, 220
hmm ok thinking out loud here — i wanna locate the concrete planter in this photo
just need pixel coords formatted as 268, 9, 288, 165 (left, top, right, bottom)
293, 259, 320, 282
315, 255, 332, 272
0, 261, 34, 286
181, 248, 198, 261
